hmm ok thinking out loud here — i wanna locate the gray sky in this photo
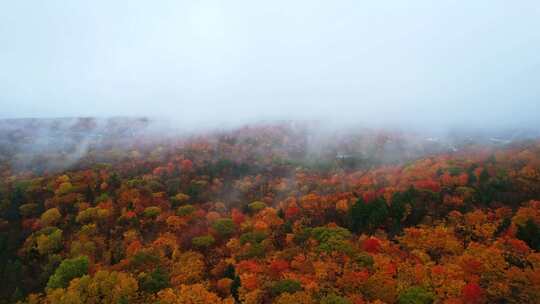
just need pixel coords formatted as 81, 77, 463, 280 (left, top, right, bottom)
1, 1, 539, 128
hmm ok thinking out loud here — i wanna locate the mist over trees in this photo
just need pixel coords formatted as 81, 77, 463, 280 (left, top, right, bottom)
0, 118, 539, 303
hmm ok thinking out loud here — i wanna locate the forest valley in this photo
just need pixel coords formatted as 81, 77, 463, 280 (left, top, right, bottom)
0, 118, 539, 304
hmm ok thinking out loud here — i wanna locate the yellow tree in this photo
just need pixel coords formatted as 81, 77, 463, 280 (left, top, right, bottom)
46, 270, 138, 304
170, 251, 205, 286
157, 284, 232, 304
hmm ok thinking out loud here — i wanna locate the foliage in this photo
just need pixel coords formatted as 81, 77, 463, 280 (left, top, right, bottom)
176, 205, 196, 216
239, 231, 267, 245
192, 235, 215, 249
171, 251, 205, 285
40, 208, 61, 227
270, 279, 302, 296
35, 227, 63, 255
46, 256, 89, 290
320, 294, 351, 304
157, 284, 227, 304
310, 226, 353, 253
349, 197, 388, 233
19, 203, 40, 217
248, 201, 266, 212
516, 219, 540, 251
76, 207, 110, 224
138, 267, 169, 293
46, 270, 138, 304
2, 122, 540, 303
212, 218, 236, 238
275, 291, 313, 304
143, 206, 161, 218
397, 287, 435, 304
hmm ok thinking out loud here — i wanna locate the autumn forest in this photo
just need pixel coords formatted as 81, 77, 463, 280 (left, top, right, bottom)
1, 118, 539, 304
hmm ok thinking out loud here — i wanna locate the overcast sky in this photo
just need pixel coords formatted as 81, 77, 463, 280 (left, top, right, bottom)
1, 1, 539, 129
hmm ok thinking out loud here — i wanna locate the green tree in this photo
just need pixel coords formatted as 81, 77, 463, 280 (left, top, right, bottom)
239, 231, 267, 245
176, 205, 196, 216
479, 168, 490, 184
310, 226, 353, 254
46, 256, 89, 289
389, 187, 421, 233
397, 286, 435, 304
212, 218, 235, 238
248, 201, 266, 213
143, 206, 161, 218
6, 186, 25, 221
516, 219, 540, 251
192, 235, 215, 249
138, 267, 169, 293
349, 197, 388, 233
36, 227, 63, 255
270, 279, 302, 296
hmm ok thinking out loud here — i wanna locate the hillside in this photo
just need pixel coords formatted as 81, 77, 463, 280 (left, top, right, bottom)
1, 119, 539, 303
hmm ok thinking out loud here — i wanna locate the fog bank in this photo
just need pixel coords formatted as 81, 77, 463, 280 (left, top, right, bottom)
1, 1, 539, 129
